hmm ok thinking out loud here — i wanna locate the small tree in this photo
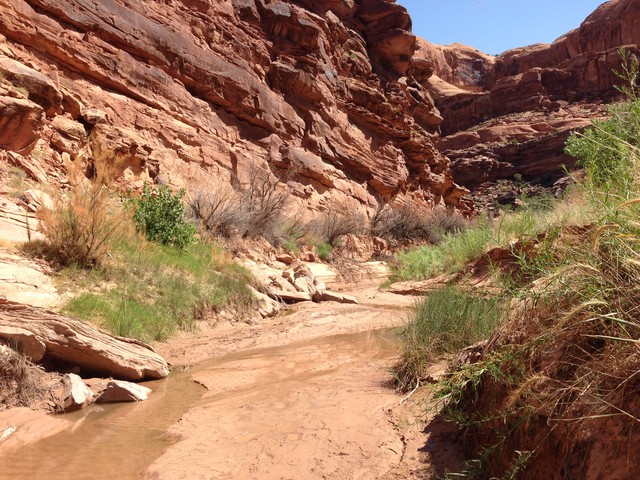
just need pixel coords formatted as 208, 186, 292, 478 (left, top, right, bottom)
133, 184, 196, 250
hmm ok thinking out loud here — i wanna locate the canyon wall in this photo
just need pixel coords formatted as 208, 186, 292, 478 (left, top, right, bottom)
416, 0, 640, 204
0, 0, 470, 215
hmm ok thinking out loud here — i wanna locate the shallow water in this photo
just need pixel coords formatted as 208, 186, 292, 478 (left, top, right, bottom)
0, 328, 399, 480
0, 368, 204, 480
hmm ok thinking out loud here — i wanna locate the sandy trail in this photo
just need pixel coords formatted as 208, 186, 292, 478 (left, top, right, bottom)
148, 329, 404, 480
149, 284, 421, 480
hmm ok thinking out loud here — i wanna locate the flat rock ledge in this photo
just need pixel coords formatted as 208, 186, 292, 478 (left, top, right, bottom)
0, 298, 168, 381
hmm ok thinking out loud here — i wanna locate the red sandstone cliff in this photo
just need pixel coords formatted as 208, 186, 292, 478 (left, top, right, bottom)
416, 0, 639, 201
0, 0, 470, 214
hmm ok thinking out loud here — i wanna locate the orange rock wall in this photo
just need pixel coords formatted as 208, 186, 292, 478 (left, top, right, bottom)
0, 0, 469, 212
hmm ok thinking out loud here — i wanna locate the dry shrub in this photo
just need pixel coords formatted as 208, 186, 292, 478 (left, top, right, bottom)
189, 182, 239, 238
189, 167, 290, 244
313, 199, 367, 246
371, 204, 469, 242
0, 346, 49, 410
236, 167, 289, 242
26, 182, 125, 268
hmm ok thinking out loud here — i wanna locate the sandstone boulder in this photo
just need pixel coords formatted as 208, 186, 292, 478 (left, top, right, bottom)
0, 253, 58, 309
0, 326, 46, 362
85, 379, 152, 403
55, 373, 93, 412
0, 56, 62, 116
312, 290, 358, 304
266, 289, 313, 304
0, 95, 43, 154
0, 299, 169, 380
248, 286, 281, 318
21, 189, 54, 212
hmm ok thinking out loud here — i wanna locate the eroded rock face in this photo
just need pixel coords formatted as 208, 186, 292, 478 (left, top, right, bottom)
0, 0, 469, 213
415, 0, 640, 199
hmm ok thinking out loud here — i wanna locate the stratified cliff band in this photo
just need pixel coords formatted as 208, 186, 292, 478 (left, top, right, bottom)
0, 0, 470, 213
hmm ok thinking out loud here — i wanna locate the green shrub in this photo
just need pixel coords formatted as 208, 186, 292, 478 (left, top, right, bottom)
133, 184, 196, 249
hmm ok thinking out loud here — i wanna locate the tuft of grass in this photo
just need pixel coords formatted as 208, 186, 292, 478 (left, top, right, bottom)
394, 287, 507, 391
392, 224, 491, 281
315, 242, 333, 261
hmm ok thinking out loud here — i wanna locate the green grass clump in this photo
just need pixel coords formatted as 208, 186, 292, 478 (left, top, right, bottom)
61, 238, 254, 342
394, 287, 507, 391
315, 242, 333, 261
391, 192, 592, 283
392, 224, 491, 281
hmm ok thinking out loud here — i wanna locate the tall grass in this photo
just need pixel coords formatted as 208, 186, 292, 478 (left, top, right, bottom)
391, 188, 592, 282
61, 237, 255, 341
393, 225, 491, 281
394, 287, 507, 391
430, 73, 640, 477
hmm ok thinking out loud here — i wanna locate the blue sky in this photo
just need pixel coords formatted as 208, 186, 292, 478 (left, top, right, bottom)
396, 0, 606, 55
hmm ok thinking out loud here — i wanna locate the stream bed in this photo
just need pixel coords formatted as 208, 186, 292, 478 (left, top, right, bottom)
1, 328, 401, 480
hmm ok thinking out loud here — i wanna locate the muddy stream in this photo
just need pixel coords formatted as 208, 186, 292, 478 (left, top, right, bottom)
1, 286, 442, 479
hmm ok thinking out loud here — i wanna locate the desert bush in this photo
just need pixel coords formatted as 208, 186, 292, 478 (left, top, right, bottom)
313, 199, 367, 246
236, 168, 289, 241
371, 204, 469, 242
29, 183, 124, 268
190, 168, 291, 244
371, 204, 435, 241
565, 101, 640, 193
189, 183, 240, 238
133, 183, 196, 250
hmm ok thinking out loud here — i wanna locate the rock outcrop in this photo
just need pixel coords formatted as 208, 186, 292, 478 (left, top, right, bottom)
0, 298, 169, 380
0, 0, 470, 214
0, 252, 59, 309
416, 0, 640, 198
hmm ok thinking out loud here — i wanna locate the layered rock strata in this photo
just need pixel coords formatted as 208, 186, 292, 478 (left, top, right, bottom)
416, 0, 639, 194
0, 0, 470, 214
